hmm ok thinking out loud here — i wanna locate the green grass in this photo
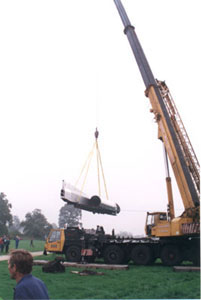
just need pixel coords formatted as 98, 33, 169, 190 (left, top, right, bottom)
0, 240, 200, 299
0, 239, 45, 255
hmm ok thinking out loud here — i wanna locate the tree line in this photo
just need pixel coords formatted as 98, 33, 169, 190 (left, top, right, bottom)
0, 192, 82, 239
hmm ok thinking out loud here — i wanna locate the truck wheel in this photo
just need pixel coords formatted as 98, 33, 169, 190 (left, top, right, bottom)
104, 245, 124, 264
161, 245, 181, 266
65, 245, 81, 262
131, 245, 153, 265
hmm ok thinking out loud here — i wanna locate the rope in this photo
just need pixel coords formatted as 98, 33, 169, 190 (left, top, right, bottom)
80, 147, 94, 196
75, 128, 109, 201
75, 141, 96, 194
96, 139, 101, 197
96, 141, 109, 200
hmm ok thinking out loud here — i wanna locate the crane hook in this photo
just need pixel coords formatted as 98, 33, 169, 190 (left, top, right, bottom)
94, 127, 99, 139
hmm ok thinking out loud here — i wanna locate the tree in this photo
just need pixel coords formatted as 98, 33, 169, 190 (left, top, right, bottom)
9, 215, 22, 236
0, 193, 13, 235
58, 204, 82, 228
21, 209, 52, 239
51, 223, 58, 229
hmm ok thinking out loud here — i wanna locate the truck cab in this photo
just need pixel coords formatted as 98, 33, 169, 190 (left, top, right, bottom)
44, 229, 65, 253
145, 212, 171, 237
44, 227, 87, 261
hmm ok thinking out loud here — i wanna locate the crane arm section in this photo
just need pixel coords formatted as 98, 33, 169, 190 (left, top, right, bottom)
114, 0, 200, 215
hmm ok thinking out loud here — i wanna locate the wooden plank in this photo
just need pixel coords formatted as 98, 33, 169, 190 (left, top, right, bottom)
173, 266, 200, 272
33, 260, 49, 265
63, 262, 129, 270
71, 270, 104, 276
33, 260, 129, 270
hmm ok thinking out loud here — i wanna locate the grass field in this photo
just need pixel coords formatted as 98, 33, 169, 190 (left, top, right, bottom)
0, 240, 200, 299
0, 238, 45, 254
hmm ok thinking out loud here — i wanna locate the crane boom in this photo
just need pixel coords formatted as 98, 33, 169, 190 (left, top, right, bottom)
114, 0, 200, 217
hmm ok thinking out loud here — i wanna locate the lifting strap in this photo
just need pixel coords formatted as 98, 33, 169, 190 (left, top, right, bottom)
75, 128, 109, 200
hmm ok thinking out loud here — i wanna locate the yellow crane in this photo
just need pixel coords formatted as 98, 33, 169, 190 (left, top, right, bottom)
43, 1, 200, 267
114, 0, 199, 240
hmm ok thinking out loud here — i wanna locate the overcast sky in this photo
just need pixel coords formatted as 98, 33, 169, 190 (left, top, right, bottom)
0, 0, 200, 235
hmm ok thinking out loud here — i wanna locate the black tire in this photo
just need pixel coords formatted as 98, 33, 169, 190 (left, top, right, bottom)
131, 245, 153, 265
161, 245, 181, 266
65, 245, 81, 262
104, 245, 124, 264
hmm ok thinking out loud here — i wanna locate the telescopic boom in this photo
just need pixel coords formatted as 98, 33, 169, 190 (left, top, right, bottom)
113, 0, 200, 215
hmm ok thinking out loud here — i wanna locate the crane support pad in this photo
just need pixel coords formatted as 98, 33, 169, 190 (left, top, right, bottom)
60, 181, 120, 216
173, 266, 200, 272
34, 260, 128, 270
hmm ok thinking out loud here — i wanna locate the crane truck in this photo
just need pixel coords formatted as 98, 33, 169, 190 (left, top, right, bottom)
44, 0, 200, 266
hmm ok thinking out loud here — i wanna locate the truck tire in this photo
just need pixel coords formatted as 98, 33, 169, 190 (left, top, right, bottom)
161, 245, 181, 266
131, 245, 153, 265
103, 245, 124, 264
65, 245, 81, 262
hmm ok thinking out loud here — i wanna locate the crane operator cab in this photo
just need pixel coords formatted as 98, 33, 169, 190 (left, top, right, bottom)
145, 212, 170, 237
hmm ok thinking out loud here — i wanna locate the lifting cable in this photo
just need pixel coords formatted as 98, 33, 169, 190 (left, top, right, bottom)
75, 142, 96, 193
75, 128, 109, 200
95, 128, 109, 200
